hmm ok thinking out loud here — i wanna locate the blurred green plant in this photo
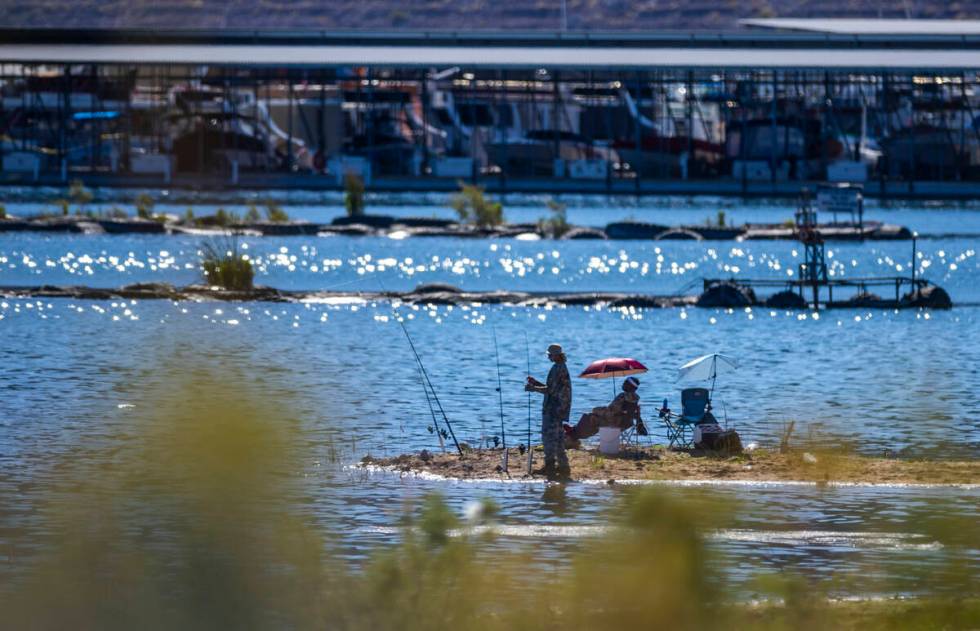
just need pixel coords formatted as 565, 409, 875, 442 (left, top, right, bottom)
245, 204, 262, 223
201, 238, 254, 290
451, 183, 503, 227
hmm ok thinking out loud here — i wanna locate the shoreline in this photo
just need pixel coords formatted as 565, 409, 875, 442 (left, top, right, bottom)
0, 282, 955, 309
0, 214, 915, 241
5, 174, 980, 202
360, 446, 980, 487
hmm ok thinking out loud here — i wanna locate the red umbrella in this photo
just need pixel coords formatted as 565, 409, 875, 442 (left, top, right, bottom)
579, 357, 648, 379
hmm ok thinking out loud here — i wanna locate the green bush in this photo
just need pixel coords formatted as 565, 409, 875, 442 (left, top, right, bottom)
68, 179, 93, 206
344, 172, 365, 217
451, 183, 504, 227
245, 205, 261, 223
0, 205, 6, 219
135, 193, 154, 219
201, 239, 254, 290
184, 208, 196, 224
265, 202, 290, 223
212, 208, 242, 227
540, 197, 570, 238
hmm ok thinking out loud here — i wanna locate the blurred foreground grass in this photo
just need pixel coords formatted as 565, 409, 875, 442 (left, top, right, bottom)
0, 368, 977, 630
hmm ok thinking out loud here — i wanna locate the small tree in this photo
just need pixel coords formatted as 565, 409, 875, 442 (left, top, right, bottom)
344, 172, 365, 217
184, 208, 196, 224
135, 193, 154, 219
540, 198, 570, 238
451, 183, 503, 228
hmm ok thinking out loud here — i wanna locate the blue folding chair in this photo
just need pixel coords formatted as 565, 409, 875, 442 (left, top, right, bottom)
662, 387, 710, 448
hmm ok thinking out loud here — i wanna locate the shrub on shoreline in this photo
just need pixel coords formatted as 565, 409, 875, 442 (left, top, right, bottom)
345, 172, 365, 217
135, 193, 154, 219
265, 202, 289, 223
451, 183, 503, 227
201, 238, 254, 290
540, 197, 570, 238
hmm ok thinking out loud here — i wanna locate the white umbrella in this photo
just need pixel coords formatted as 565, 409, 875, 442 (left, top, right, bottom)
677, 353, 738, 395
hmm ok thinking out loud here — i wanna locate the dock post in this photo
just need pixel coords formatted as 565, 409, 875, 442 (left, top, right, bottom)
633, 72, 642, 195
911, 233, 917, 287
910, 232, 918, 300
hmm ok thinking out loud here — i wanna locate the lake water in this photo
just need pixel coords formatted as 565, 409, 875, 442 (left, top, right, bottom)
0, 192, 977, 598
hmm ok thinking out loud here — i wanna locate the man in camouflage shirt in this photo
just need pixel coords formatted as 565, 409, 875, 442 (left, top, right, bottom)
525, 343, 571, 480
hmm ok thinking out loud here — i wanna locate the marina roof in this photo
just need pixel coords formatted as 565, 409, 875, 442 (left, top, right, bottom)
739, 18, 980, 36
0, 30, 978, 71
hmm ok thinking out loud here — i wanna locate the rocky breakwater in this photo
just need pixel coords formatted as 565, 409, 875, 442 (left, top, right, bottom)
0, 213, 918, 242
0, 280, 952, 310
0, 281, 698, 308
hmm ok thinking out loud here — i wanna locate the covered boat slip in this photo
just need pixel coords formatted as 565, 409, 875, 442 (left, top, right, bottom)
3, 23, 980, 194
1, 26, 980, 70
1, 43, 979, 71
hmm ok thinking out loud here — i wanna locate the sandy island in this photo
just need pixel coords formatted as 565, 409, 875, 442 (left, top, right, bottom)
363, 446, 980, 486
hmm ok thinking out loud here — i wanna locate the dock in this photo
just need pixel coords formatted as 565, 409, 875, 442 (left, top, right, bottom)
1, 26, 980, 198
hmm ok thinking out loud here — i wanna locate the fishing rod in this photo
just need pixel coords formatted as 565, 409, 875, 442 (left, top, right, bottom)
396, 315, 464, 456
492, 326, 507, 473
415, 355, 445, 453
524, 331, 533, 475
378, 277, 462, 456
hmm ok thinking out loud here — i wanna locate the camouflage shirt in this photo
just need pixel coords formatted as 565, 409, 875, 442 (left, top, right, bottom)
543, 362, 572, 421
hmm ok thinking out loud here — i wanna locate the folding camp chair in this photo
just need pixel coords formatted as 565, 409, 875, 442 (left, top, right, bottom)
662, 387, 711, 449
620, 416, 651, 452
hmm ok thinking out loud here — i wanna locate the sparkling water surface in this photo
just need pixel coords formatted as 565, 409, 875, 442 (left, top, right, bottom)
1, 193, 978, 597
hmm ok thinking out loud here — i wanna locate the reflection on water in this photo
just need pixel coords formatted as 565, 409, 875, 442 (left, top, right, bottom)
6, 190, 980, 233
0, 234, 975, 302
0, 298, 977, 597
1, 193, 979, 602
331, 470, 978, 597
1, 300, 976, 457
